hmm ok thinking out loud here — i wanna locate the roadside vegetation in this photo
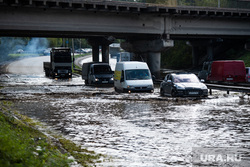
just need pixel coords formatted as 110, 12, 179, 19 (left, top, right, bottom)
161, 40, 250, 69
0, 100, 105, 167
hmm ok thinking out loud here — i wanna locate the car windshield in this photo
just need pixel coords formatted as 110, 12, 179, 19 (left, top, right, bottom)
173, 74, 200, 83
125, 69, 151, 80
93, 65, 112, 74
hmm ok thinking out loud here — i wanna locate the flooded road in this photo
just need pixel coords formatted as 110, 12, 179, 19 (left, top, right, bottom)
1, 56, 250, 166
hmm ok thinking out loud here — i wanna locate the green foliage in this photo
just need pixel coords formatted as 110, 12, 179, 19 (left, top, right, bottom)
47, 38, 90, 49
47, 38, 63, 47
161, 40, 192, 69
239, 52, 250, 67
58, 138, 103, 167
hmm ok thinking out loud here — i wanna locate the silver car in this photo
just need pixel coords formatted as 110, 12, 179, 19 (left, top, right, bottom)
246, 67, 250, 82
160, 73, 208, 97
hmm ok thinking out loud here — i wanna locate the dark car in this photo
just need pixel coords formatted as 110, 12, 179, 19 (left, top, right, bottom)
160, 73, 208, 97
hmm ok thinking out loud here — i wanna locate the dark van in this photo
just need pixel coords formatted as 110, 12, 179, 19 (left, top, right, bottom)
199, 60, 246, 83
82, 62, 114, 85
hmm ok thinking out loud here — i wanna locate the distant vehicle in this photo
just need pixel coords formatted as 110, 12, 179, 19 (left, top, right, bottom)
246, 67, 250, 82
82, 48, 92, 53
43, 47, 72, 79
117, 52, 131, 62
114, 61, 154, 93
43, 48, 51, 55
199, 60, 246, 83
82, 62, 114, 85
75, 48, 92, 54
160, 73, 208, 97
16, 49, 24, 54
198, 61, 212, 81
75, 49, 83, 53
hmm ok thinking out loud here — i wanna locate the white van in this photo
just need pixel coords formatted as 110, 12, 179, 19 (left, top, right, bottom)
114, 61, 154, 93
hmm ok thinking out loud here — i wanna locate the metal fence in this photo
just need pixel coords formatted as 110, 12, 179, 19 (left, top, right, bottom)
108, 0, 250, 9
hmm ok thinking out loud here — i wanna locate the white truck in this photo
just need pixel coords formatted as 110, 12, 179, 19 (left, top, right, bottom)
114, 61, 154, 93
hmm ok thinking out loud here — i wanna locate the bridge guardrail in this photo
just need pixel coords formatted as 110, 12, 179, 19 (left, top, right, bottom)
206, 83, 250, 94
108, 0, 250, 9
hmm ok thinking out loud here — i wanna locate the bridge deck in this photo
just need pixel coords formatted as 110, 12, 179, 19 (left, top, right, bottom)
0, 0, 249, 18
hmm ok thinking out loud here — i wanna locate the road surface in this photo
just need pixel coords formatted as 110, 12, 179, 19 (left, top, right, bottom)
1, 56, 250, 167
6, 56, 49, 74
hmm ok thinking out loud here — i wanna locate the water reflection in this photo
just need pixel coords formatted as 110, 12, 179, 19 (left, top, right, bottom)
14, 94, 250, 167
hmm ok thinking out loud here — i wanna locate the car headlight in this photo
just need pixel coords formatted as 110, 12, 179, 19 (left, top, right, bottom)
175, 84, 185, 90
201, 84, 207, 89
127, 85, 134, 89
147, 85, 153, 88
110, 77, 114, 81
95, 78, 99, 82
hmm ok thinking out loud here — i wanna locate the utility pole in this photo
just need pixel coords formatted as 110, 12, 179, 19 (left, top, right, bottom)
72, 38, 75, 68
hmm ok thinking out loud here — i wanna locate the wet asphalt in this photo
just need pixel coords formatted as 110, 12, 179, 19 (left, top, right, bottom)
1, 56, 250, 167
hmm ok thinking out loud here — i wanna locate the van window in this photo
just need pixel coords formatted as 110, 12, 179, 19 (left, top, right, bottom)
246, 68, 249, 74
93, 65, 112, 74
125, 69, 151, 80
203, 64, 208, 70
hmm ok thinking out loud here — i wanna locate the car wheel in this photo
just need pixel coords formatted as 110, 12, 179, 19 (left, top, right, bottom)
160, 88, 164, 96
171, 89, 176, 97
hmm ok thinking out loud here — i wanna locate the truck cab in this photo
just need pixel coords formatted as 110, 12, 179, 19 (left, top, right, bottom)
43, 47, 72, 79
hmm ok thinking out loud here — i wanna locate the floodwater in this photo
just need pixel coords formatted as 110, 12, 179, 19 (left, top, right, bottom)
1, 56, 250, 166
1, 74, 250, 167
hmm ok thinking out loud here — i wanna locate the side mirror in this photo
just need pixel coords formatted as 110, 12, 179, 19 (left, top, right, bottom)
167, 80, 172, 83
200, 79, 205, 83
120, 77, 124, 82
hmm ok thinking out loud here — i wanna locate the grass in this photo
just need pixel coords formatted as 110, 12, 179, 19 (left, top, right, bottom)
58, 138, 104, 167
0, 100, 106, 167
8, 54, 42, 58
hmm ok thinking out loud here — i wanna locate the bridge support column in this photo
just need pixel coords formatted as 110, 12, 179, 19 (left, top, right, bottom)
188, 39, 216, 68
207, 44, 214, 61
101, 44, 110, 64
121, 39, 173, 79
92, 44, 99, 62
192, 46, 200, 68
88, 37, 114, 63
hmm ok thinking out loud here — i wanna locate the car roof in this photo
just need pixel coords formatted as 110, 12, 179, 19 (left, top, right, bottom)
171, 72, 194, 76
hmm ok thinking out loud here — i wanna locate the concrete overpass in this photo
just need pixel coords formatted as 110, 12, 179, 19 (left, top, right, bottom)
1, 0, 250, 77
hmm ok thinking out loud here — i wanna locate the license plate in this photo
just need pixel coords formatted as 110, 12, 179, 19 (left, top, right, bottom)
102, 81, 108, 83
189, 91, 199, 95
226, 78, 233, 81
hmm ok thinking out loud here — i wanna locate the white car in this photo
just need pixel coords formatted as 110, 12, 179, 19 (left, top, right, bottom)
160, 73, 208, 97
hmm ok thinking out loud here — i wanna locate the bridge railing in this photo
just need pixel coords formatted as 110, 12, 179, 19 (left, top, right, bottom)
109, 0, 250, 9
